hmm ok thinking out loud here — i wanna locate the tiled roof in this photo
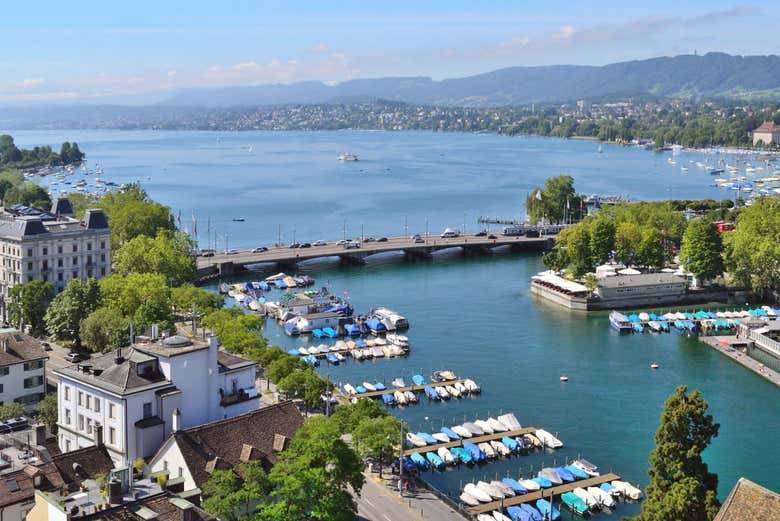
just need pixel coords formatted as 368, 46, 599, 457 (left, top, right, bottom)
0, 462, 64, 508
0, 332, 48, 368
54, 348, 168, 395
51, 445, 115, 489
714, 477, 780, 521
754, 121, 780, 133
84, 492, 216, 521
217, 350, 255, 372
159, 401, 303, 487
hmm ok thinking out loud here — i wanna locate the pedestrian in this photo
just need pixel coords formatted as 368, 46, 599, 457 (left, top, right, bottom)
398, 479, 404, 496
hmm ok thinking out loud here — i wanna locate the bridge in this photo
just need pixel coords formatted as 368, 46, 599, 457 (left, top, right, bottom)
196, 233, 552, 280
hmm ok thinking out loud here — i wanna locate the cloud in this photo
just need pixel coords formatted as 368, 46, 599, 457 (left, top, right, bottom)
551, 25, 575, 41
689, 5, 761, 25
311, 43, 330, 54
21, 78, 45, 89
0, 91, 78, 102
202, 52, 354, 85
167, 69, 177, 78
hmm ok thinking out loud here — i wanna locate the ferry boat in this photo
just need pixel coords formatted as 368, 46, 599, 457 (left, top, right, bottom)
338, 153, 359, 161
609, 311, 633, 333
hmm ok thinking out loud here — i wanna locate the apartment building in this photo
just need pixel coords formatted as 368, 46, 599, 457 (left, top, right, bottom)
0, 330, 48, 408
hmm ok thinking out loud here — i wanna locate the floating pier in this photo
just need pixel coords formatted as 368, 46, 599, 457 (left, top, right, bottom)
352, 379, 472, 399
468, 473, 621, 515
403, 427, 536, 457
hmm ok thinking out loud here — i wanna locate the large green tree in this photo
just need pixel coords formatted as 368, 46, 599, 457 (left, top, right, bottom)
589, 218, 616, 265
113, 230, 196, 285
633, 386, 720, 521
352, 415, 402, 478
171, 284, 224, 316
636, 227, 666, 268
34, 393, 59, 430
615, 222, 642, 265
202, 462, 271, 520
79, 307, 131, 352
724, 198, 780, 298
98, 183, 175, 247
44, 278, 101, 348
680, 218, 724, 284
526, 175, 582, 224
8, 280, 54, 336
99, 273, 173, 331
277, 369, 332, 411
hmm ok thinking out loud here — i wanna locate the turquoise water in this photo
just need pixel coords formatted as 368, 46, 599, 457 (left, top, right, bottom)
8, 130, 778, 516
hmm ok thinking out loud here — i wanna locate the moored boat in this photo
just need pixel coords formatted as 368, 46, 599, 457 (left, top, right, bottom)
464, 483, 492, 503
561, 491, 589, 516
535, 499, 560, 520
539, 468, 562, 485
535, 429, 563, 448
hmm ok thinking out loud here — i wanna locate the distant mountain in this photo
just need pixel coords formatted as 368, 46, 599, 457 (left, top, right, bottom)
161, 53, 780, 107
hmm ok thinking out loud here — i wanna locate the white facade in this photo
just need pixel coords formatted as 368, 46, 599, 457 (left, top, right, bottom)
54, 333, 258, 466
0, 358, 46, 408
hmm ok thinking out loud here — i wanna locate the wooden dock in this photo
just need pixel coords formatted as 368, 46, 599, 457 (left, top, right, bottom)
699, 335, 780, 387
468, 472, 621, 515
354, 380, 469, 399
402, 427, 536, 457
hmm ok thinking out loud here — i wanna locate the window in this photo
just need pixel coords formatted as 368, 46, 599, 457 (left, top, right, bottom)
27, 262, 32, 271
58, 259, 63, 268
78, 414, 84, 431
27, 248, 32, 257
42, 247, 47, 255
72, 271, 78, 279
78, 391, 83, 406
86, 418, 92, 434
57, 245, 63, 254
109, 427, 115, 445
142, 402, 152, 418
24, 360, 43, 371
100, 254, 106, 262
0, 383, 3, 393
163, 460, 168, 471
72, 257, 78, 266
64, 386, 70, 400
86, 395, 91, 410
109, 403, 115, 419
72, 244, 78, 253
178, 467, 183, 478
65, 409, 71, 425
94, 399, 100, 413
0, 367, 9, 377
87, 242, 92, 251
101, 268, 106, 276
101, 241, 106, 249
65, 439, 71, 452
23, 376, 43, 388
58, 273, 63, 282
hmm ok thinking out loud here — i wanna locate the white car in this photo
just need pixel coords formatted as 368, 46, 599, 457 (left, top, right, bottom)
441, 228, 460, 238
224, 249, 239, 255
313, 240, 327, 246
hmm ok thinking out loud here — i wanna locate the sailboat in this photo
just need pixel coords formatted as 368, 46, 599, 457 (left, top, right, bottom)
597, 144, 603, 154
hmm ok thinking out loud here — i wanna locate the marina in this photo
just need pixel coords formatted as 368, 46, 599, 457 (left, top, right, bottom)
403, 427, 538, 457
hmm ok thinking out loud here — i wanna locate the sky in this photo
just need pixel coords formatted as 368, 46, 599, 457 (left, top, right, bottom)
1, 1, 778, 104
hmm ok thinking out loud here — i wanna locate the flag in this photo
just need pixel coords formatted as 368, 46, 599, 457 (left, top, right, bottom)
192, 211, 197, 239
535, 190, 542, 201
566, 197, 570, 210
177, 209, 182, 227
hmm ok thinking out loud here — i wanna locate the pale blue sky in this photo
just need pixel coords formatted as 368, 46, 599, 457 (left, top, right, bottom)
1, 1, 777, 104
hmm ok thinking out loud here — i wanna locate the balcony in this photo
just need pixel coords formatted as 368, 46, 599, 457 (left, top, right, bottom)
219, 387, 258, 407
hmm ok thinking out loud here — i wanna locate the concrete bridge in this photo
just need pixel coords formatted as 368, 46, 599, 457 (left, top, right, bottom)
196, 233, 552, 280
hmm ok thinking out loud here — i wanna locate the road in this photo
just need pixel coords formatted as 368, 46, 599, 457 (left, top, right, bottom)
197, 233, 550, 270
357, 470, 468, 521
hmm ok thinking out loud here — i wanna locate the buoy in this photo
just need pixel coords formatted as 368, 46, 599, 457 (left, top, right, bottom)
560, 376, 569, 382
650, 363, 659, 369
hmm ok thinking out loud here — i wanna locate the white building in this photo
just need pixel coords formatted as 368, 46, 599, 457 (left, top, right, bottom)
0, 330, 47, 408
0, 198, 111, 320
53, 328, 258, 466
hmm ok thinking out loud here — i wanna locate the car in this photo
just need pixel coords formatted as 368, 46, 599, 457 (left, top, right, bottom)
251, 247, 268, 253
414, 237, 425, 244
363, 237, 375, 243
336, 239, 348, 246
411, 234, 422, 240
377, 237, 388, 242
344, 241, 361, 249
488, 234, 497, 239
440, 228, 460, 238
288, 243, 301, 249
526, 230, 540, 238
475, 230, 488, 237
224, 249, 239, 255
42, 342, 52, 351
65, 352, 82, 363
313, 240, 327, 246
202, 251, 215, 257
299, 243, 312, 248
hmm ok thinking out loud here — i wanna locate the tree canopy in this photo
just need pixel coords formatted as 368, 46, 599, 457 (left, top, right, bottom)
724, 198, 780, 297
79, 307, 131, 352
526, 175, 583, 225
202, 462, 271, 521
99, 273, 174, 331
97, 183, 175, 247
8, 280, 54, 336
633, 385, 720, 521
0, 134, 84, 168
113, 230, 196, 285
44, 278, 101, 347
679, 218, 724, 284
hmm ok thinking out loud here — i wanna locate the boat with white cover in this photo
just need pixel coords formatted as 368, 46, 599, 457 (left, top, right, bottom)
475, 420, 494, 434
452, 425, 473, 438
393, 391, 407, 405
463, 483, 492, 503
463, 422, 484, 436
487, 417, 508, 432
535, 429, 563, 448
479, 442, 496, 458
519, 479, 540, 491
464, 379, 481, 392
497, 413, 521, 430
406, 433, 427, 447
432, 432, 450, 443
573, 487, 599, 510
477, 481, 504, 499
612, 480, 643, 500
490, 440, 510, 456
438, 447, 455, 464
490, 480, 515, 497
587, 487, 616, 508
460, 492, 480, 506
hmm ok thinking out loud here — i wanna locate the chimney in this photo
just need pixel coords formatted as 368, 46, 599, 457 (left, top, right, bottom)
2, 338, 7, 352
94, 423, 103, 448
172, 408, 181, 433
168, 498, 195, 521
34, 424, 47, 447
114, 348, 124, 365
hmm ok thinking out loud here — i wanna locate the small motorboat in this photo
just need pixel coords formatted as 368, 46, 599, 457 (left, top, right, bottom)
492, 512, 512, 521
487, 417, 508, 432
412, 374, 426, 386
565, 464, 589, 480
587, 486, 616, 508
477, 515, 495, 521
477, 481, 504, 499
572, 459, 599, 477
464, 483, 492, 503
452, 425, 472, 438
464, 379, 481, 392
501, 436, 519, 451
497, 413, 521, 430
561, 492, 589, 516
612, 480, 643, 500
535, 499, 560, 520
520, 504, 542, 521
355, 385, 367, 394
454, 382, 468, 394
416, 432, 437, 445
409, 452, 428, 469
362, 382, 376, 392
394, 390, 407, 405
424, 386, 440, 400
501, 477, 527, 495
440, 426, 461, 440
406, 433, 427, 447
437, 447, 455, 465
506, 506, 531, 521
460, 492, 480, 506
491, 480, 515, 497
479, 442, 496, 458
538, 468, 562, 485
518, 479, 541, 492
462, 441, 486, 462
392, 378, 406, 388
572, 487, 599, 510
343, 384, 357, 395
432, 432, 450, 443
475, 419, 494, 434
451, 447, 472, 464
462, 422, 484, 436
446, 384, 460, 398
490, 440, 511, 457
600, 482, 620, 497
436, 386, 450, 399
404, 390, 418, 403
374, 382, 386, 391
381, 393, 395, 406
535, 429, 563, 448
425, 451, 445, 469
554, 466, 575, 482
525, 433, 542, 447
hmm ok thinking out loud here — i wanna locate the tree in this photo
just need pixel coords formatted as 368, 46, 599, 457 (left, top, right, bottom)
526, 175, 581, 224
636, 227, 665, 268
633, 385, 720, 521
724, 198, 780, 298
589, 218, 615, 265
680, 218, 724, 284
202, 308, 266, 356
266, 355, 306, 384
615, 222, 642, 265
98, 183, 175, 247
203, 469, 242, 519
331, 399, 389, 434
0, 402, 26, 420
113, 231, 195, 285
44, 278, 100, 347
35, 393, 58, 430
171, 284, 223, 316
80, 308, 131, 352
3, 182, 51, 209
259, 416, 364, 521
8, 280, 54, 336
277, 369, 331, 411
98, 273, 173, 330
562, 223, 592, 277
352, 415, 402, 478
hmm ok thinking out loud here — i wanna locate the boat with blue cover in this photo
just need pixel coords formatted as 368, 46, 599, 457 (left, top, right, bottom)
632, 322, 644, 333
322, 327, 338, 338
303, 355, 319, 366
501, 436, 519, 451
374, 382, 387, 391
501, 478, 527, 494
673, 319, 686, 330
659, 321, 670, 331
565, 464, 589, 480
520, 504, 542, 521
325, 353, 339, 364
684, 320, 697, 331
425, 451, 445, 469
507, 506, 531, 521
312, 328, 325, 338
462, 441, 486, 462
424, 386, 440, 400
287, 348, 300, 356
450, 447, 472, 464
343, 323, 360, 336
365, 317, 387, 334
401, 456, 417, 472
381, 394, 395, 405
648, 312, 658, 320
355, 339, 368, 348
409, 452, 428, 469
684, 312, 695, 320
441, 427, 461, 440
417, 432, 437, 444
536, 499, 560, 520
600, 482, 618, 496
532, 477, 552, 488
539, 468, 562, 485
555, 466, 575, 482
412, 374, 425, 386
561, 492, 589, 516
355, 385, 367, 394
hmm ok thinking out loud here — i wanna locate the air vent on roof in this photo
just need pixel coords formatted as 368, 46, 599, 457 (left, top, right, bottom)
13, 334, 22, 342
6, 479, 19, 492
162, 335, 193, 348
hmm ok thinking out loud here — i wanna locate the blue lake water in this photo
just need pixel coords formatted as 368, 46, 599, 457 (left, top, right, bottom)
7, 129, 778, 516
